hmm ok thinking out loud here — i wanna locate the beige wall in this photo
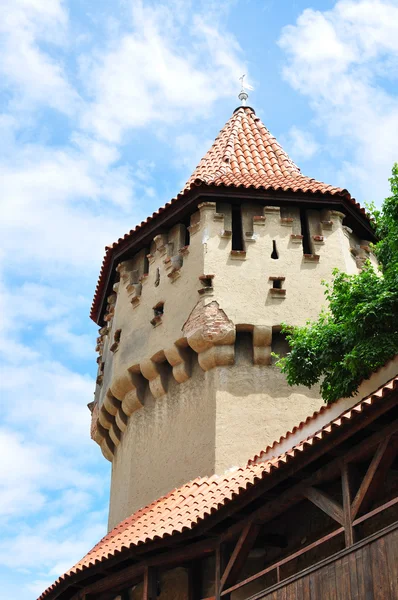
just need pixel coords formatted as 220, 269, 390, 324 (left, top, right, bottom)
89, 198, 376, 530
108, 354, 322, 529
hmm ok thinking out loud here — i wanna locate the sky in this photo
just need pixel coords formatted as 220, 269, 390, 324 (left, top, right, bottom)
0, 0, 397, 598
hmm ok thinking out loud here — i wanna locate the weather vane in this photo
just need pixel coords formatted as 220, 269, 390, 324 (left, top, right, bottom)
238, 74, 254, 106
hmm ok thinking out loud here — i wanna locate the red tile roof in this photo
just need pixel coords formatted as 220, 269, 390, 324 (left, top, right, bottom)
90, 106, 368, 323
39, 374, 398, 599
184, 107, 345, 196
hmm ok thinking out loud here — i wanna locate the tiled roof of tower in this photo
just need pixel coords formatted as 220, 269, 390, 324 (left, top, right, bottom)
39, 374, 398, 599
183, 106, 345, 195
90, 106, 366, 323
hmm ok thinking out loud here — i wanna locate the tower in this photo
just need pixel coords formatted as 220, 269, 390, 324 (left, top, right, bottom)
89, 104, 376, 531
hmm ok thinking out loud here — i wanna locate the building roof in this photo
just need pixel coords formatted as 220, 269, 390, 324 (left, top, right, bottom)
90, 106, 367, 323
183, 106, 345, 195
39, 373, 398, 600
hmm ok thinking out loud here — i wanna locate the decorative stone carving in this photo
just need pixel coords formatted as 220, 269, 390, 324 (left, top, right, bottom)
103, 389, 121, 416
100, 434, 115, 462
110, 371, 145, 417
115, 407, 128, 432
253, 326, 272, 365
109, 421, 122, 447
140, 358, 169, 398
99, 405, 114, 429
164, 344, 192, 383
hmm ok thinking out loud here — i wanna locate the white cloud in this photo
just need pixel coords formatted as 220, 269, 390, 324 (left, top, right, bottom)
44, 321, 93, 358
0, 1, 246, 596
284, 126, 319, 162
79, 0, 245, 143
0, 122, 138, 273
279, 0, 398, 203
173, 133, 214, 171
0, 0, 79, 115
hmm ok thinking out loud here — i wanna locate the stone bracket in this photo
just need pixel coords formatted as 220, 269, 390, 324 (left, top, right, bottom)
140, 358, 168, 398
164, 344, 192, 383
253, 326, 272, 365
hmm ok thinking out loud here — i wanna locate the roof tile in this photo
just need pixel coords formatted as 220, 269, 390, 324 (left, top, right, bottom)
40, 375, 397, 599
90, 106, 366, 323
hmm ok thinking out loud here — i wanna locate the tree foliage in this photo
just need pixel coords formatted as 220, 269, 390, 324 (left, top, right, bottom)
277, 164, 398, 403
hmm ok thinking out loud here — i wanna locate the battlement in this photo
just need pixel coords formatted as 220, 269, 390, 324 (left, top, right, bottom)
90, 198, 375, 465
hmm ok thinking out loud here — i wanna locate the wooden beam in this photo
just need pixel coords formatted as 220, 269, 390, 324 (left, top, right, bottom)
221, 417, 398, 544
188, 562, 202, 600
67, 417, 398, 600
143, 567, 157, 600
341, 463, 354, 547
215, 545, 221, 600
351, 435, 397, 519
303, 486, 344, 525
220, 522, 261, 592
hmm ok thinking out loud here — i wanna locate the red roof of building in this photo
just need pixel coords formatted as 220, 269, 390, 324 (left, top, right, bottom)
184, 106, 345, 195
90, 106, 367, 323
39, 374, 398, 599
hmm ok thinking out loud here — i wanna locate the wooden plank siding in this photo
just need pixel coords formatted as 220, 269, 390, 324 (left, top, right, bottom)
251, 525, 397, 600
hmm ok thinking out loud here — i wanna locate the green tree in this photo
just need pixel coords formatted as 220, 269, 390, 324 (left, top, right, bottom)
277, 164, 398, 403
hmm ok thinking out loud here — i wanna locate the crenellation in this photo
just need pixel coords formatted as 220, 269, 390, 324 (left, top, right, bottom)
90, 194, 374, 479
188, 209, 201, 235
81, 106, 381, 532
216, 202, 231, 230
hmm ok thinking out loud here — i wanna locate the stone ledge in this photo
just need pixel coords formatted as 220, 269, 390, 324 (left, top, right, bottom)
230, 250, 246, 259
290, 234, 303, 243
303, 254, 320, 262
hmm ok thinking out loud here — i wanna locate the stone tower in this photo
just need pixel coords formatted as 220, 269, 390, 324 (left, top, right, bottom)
89, 105, 376, 530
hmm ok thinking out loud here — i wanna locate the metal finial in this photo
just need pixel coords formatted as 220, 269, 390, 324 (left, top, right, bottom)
238, 74, 253, 106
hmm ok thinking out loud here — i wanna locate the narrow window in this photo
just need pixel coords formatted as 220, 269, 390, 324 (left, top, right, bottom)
300, 209, 312, 254
231, 205, 244, 251
271, 240, 279, 259
185, 226, 190, 247
273, 279, 282, 289
143, 254, 149, 275
153, 302, 164, 317
155, 267, 160, 287
150, 302, 164, 326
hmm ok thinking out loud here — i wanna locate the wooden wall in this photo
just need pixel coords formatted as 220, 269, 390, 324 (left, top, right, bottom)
254, 525, 397, 600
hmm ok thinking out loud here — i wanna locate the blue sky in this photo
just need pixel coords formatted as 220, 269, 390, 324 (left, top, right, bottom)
0, 0, 397, 597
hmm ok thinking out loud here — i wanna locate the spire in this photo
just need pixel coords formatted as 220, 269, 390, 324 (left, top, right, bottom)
183, 106, 344, 197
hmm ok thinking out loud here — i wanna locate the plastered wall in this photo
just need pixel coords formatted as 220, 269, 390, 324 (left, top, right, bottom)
89, 198, 376, 530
